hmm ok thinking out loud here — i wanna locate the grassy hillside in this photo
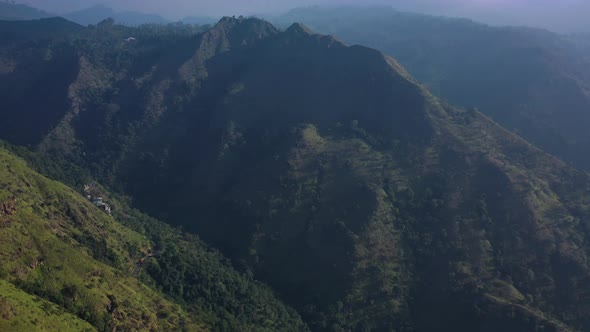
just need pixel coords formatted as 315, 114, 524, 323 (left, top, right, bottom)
0, 279, 94, 331
0, 147, 307, 331
0, 149, 203, 331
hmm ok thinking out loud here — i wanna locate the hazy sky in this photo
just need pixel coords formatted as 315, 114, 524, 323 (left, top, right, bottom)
16, 0, 590, 33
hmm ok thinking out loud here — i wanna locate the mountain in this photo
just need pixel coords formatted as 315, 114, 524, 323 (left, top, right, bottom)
0, 18, 207, 147
0, 2, 52, 21
3, 15, 590, 331
275, 6, 590, 170
65, 5, 169, 26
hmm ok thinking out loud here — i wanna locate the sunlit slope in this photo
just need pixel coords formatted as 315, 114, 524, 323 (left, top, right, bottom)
0, 279, 95, 332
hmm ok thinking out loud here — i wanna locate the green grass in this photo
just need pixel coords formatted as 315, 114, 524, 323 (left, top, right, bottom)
0, 148, 205, 331
0, 279, 94, 332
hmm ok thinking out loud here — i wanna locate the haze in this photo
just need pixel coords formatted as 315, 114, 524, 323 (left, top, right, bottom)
16, 0, 590, 33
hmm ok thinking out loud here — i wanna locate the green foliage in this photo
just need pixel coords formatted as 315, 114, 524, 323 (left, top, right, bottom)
0, 149, 205, 331
0, 279, 95, 332
109, 201, 309, 332
0, 148, 306, 331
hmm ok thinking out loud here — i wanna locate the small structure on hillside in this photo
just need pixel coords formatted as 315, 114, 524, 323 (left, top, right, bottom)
84, 183, 112, 216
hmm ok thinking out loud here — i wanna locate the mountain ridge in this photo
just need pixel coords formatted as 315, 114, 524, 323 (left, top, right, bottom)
1, 16, 590, 331
275, 6, 590, 169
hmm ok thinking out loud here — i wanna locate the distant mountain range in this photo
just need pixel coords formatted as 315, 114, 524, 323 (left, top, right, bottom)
0, 2, 217, 26
0, 1, 51, 20
64, 4, 169, 26
2, 15, 590, 331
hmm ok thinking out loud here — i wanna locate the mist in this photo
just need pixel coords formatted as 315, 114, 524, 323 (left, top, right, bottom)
16, 0, 590, 33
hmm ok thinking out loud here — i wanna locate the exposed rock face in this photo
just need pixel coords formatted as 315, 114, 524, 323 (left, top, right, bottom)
1, 199, 16, 217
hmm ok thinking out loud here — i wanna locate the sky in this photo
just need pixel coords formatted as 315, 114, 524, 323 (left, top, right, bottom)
16, 0, 590, 33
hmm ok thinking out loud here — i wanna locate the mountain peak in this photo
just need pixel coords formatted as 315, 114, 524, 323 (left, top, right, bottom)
285, 22, 312, 36
216, 15, 240, 26
206, 16, 277, 48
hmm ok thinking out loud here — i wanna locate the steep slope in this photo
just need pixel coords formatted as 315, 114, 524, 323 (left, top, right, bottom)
0, 18, 204, 146
2, 17, 590, 331
0, 18, 84, 146
0, 147, 307, 331
0, 149, 204, 331
0, 279, 94, 331
275, 6, 590, 169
